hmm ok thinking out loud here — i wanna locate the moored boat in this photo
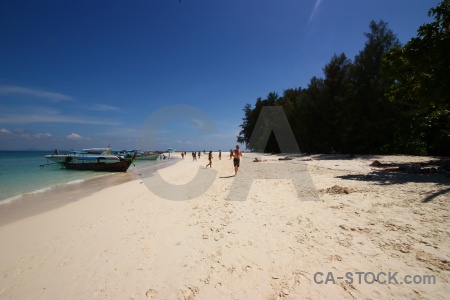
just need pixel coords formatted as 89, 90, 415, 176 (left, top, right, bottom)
136, 151, 160, 161
82, 147, 110, 154
61, 156, 133, 172
118, 150, 160, 161
44, 150, 87, 163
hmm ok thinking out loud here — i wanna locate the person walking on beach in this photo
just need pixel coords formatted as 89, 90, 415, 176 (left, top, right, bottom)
219, 150, 222, 160
233, 145, 243, 175
206, 151, 213, 168
198, 151, 201, 159
230, 149, 233, 159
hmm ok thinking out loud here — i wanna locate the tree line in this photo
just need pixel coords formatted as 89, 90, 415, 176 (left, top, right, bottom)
237, 0, 449, 156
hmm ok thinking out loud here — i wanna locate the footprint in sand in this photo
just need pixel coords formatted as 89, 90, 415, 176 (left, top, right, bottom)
415, 250, 450, 271
329, 254, 343, 261
242, 265, 252, 272
58, 257, 72, 267
145, 288, 157, 298
201, 276, 210, 284
182, 286, 199, 300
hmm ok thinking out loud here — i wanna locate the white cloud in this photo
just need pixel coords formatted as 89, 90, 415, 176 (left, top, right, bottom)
308, 0, 323, 24
0, 129, 52, 140
0, 85, 73, 101
191, 118, 204, 128
10, 132, 53, 139
34, 133, 52, 139
67, 133, 84, 140
92, 104, 120, 111
0, 128, 11, 134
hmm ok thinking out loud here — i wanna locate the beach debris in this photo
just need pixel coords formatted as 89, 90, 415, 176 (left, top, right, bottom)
253, 157, 268, 162
278, 156, 293, 161
370, 160, 397, 167
371, 159, 450, 175
202, 234, 209, 239
320, 185, 354, 195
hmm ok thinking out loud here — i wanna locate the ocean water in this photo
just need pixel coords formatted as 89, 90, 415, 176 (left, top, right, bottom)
0, 151, 164, 204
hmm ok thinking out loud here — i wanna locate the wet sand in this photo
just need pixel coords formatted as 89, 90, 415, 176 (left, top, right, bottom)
0, 159, 176, 226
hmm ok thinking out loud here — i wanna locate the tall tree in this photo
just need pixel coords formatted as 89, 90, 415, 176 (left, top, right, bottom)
238, 7, 448, 156
321, 53, 353, 152
237, 93, 283, 152
349, 20, 400, 153
237, 103, 254, 148
383, 0, 450, 155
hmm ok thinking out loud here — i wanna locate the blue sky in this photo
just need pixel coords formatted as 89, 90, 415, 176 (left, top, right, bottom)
0, 0, 439, 151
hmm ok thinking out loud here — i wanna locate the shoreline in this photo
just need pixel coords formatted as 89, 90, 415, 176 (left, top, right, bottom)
0, 158, 178, 227
0, 153, 448, 299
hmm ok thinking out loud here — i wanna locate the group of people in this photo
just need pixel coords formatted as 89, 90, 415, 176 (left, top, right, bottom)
206, 146, 243, 175
180, 145, 243, 175
180, 151, 202, 161
192, 151, 200, 160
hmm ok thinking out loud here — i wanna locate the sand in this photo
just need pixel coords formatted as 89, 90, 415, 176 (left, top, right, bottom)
0, 153, 449, 299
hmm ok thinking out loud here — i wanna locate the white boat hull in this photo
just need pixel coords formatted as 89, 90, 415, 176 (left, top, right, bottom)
44, 155, 70, 163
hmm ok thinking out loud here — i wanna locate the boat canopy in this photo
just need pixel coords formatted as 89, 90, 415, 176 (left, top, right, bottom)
70, 151, 88, 154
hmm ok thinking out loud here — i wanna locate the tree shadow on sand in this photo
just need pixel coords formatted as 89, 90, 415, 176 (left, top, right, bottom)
337, 170, 449, 203
305, 154, 382, 161
337, 172, 449, 186
421, 186, 450, 203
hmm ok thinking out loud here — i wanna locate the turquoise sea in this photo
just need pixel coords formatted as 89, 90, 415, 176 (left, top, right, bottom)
0, 151, 167, 204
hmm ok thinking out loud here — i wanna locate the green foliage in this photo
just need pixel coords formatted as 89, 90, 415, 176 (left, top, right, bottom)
238, 1, 449, 156
237, 93, 283, 153
383, 0, 450, 155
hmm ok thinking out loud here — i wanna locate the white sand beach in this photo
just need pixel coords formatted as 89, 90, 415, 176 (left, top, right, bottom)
0, 153, 449, 299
